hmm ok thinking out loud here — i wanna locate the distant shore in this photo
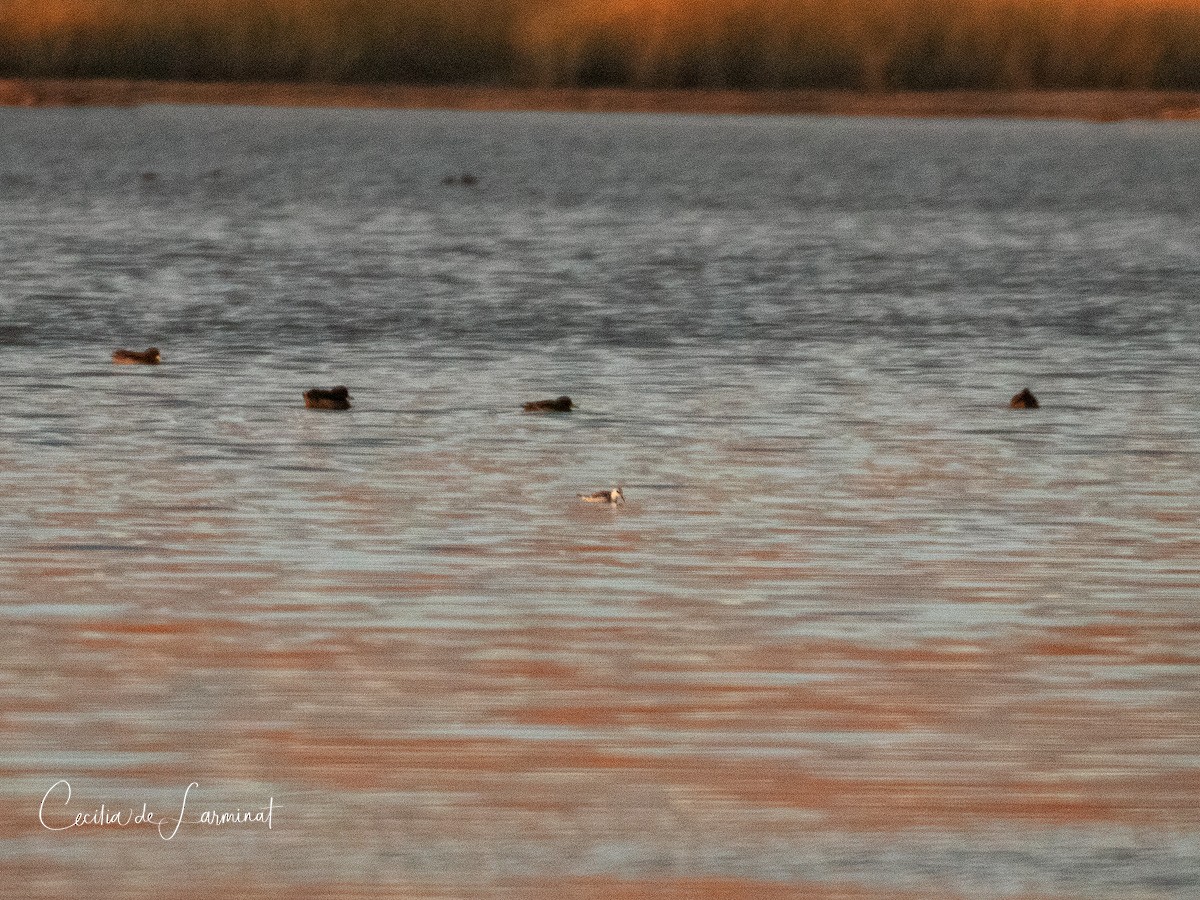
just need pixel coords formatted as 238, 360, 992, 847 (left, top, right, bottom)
2, 79, 1200, 121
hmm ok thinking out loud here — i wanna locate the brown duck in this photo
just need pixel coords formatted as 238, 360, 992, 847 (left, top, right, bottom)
112, 347, 161, 365
523, 395, 574, 413
1009, 388, 1039, 409
304, 386, 352, 410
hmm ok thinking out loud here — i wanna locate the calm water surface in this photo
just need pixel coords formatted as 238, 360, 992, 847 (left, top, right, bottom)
1, 106, 1199, 898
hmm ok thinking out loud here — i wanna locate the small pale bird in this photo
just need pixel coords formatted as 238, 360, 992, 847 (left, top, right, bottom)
579, 486, 624, 505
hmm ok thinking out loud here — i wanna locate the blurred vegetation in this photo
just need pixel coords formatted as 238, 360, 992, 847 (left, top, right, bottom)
1, 0, 1199, 89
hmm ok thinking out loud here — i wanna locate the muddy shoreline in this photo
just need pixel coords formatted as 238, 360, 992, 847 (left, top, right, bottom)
3, 78, 1200, 120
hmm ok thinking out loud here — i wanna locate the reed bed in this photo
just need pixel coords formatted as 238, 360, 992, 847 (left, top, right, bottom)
1, 0, 1199, 89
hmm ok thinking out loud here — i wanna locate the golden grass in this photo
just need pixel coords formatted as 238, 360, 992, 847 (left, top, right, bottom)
1, 0, 1199, 89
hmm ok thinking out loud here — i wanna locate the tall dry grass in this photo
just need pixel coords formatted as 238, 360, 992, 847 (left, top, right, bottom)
1, 0, 1198, 89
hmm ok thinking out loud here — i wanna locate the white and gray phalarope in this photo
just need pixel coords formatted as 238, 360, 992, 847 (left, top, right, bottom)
578, 486, 624, 504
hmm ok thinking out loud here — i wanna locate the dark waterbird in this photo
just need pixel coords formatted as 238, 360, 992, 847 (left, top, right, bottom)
523, 395, 574, 413
112, 347, 161, 365
304, 386, 352, 410
1010, 388, 1040, 409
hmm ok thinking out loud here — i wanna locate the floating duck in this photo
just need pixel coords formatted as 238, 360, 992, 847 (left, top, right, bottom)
304, 386, 352, 410
1010, 388, 1039, 409
523, 395, 574, 413
112, 347, 161, 365
579, 487, 624, 505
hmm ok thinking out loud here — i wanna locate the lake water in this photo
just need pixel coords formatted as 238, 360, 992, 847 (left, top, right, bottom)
1, 105, 1198, 899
